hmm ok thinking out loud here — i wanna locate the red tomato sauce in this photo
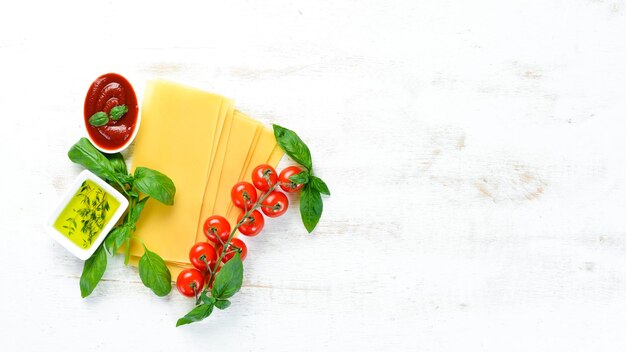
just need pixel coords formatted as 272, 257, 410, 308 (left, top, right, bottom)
84, 73, 138, 152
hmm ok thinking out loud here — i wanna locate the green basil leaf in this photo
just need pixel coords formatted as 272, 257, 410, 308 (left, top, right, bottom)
80, 245, 107, 298
124, 237, 131, 265
176, 303, 214, 327
68, 138, 120, 183
289, 170, 310, 184
118, 174, 133, 184
88, 112, 109, 127
138, 246, 172, 297
104, 225, 130, 255
272, 124, 313, 170
211, 253, 243, 299
109, 105, 128, 121
309, 175, 330, 196
300, 184, 323, 233
214, 299, 231, 310
200, 292, 216, 305
105, 152, 128, 175
133, 167, 176, 205
130, 196, 150, 224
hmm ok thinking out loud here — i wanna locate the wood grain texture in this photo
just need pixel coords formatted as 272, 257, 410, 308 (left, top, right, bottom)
2, 0, 626, 350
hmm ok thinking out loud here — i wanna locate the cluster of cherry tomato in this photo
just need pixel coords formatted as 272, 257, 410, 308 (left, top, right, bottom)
176, 164, 304, 298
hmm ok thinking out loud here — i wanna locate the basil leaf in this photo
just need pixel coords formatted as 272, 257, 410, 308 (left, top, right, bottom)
88, 112, 109, 127
200, 292, 216, 305
80, 245, 107, 298
176, 303, 214, 327
130, 196, 149, 223
133, 167, 176, 205
138, 246, 172, 297
105, 152, 128, 175
300, 184, 323, 233
309, 175, 330, 196
68, 138, 119, 183
124, 237, 131, 265
109, 105, 128, 121
128, 188, 139, 198
211, 253, 243, 299
214, 299, 231, 310
272, 124, 313, 170
289, 170, 310, 184
104, 225, 130, 255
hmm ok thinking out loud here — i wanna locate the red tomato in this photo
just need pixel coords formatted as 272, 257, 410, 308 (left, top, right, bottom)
237, 210, 264, 236
251, 164, 278, 192
231, 182, 258, 210
189, 242, 217, 271
278, 166, 305, 193
176, 268, 204, 297
203, 215, 231, 244
260, 191, 289, 217
218, 237, 248, 263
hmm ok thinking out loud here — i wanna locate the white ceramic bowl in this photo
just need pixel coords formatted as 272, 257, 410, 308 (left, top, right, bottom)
46, 170, 128, 260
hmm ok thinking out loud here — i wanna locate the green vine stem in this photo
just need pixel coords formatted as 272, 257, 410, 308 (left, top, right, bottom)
202, 181, 279, 295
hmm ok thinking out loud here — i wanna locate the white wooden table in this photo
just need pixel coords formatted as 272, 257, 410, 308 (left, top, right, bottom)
3, 0, 626, 350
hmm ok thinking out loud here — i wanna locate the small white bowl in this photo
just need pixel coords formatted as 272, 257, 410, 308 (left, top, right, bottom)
47, 170, 128, 260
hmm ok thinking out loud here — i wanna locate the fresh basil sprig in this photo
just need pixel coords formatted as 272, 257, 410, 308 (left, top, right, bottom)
68, 138, 122, 185
309, 175, 330, 196
138, 245, 172, 297
105, 152, 128, 175
88, 104, 128, 126
300, 184, 324, 232
104, 224, 131, 255
79, 245, 107, 298
67, 138, 176, 298
273, 124, 312, 170
176, 301, 215, 327
289, 170, 310, 184
177, 253, 243, 327
88, 112, 109, 127
109, 105, 128, 121
211, 252, 244, 299
272, 124, 330, 233
133, 167, 176, 205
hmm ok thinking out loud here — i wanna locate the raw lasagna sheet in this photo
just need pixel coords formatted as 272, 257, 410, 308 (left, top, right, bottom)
212, 111, 260, 221
128, 80, 223, 262
126, 81, 285, 278
194, 104, 236, 244
225, 124, 283, 226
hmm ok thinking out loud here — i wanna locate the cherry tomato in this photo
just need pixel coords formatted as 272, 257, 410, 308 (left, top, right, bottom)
278, 166, 305, 193
251, 164, 278, 192
218, 238, 248, 263
203, 215, 231, 244
231, 182, 258, 210
260, 191, 289, 217
237, 210, 264, 236
189, 242, 217, 271
176, 268, 204, 297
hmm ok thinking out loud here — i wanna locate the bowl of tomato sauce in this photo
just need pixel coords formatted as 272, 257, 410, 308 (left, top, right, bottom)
84, 73, 140, 154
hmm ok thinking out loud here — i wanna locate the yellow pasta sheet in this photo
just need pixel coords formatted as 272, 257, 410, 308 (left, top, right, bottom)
126, 81, 285, 277
128, 80, 224, 262
225, 124, 283, 226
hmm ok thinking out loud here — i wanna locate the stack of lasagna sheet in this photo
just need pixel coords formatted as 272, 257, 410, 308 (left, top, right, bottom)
126, 80, 283, 277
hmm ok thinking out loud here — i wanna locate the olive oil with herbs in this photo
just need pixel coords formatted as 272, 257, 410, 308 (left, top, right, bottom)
53, 180, 120, 249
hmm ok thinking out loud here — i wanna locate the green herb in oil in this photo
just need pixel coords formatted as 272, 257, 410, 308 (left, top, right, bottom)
54, 179, 120, 249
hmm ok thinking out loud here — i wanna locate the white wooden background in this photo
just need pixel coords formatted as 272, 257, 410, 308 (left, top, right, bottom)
2, 0, 626, 350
